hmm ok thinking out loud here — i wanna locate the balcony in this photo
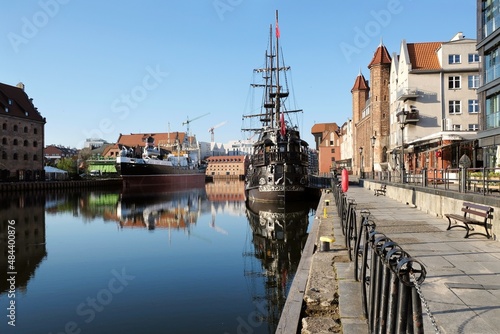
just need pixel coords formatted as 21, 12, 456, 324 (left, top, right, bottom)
396, 87, 419, 101
405, 110, 419, 124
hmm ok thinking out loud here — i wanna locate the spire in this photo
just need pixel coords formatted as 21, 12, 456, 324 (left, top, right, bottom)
368, 43, 392, 68
351, 72, 369, 92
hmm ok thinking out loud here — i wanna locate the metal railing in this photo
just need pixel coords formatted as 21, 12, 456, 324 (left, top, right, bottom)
365, 167, 500, 197
332, 181, 431, 333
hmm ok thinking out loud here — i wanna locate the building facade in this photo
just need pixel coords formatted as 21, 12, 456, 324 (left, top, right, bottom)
311, 123, 341, 174
0, 82, 46, 181
389, 33, 480, 175
352, 43, 392, 177
205, 155, 248, 179
477, 0, 500, 169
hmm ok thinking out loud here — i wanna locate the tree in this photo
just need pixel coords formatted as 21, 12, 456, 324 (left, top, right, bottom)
56, 157, 76, 174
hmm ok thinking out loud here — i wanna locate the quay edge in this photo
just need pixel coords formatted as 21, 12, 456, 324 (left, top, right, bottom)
277, 189, 346, 333
0, 178, 123, 192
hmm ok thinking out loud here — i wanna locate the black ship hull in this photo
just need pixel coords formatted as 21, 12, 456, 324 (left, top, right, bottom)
116, 158, 205, 190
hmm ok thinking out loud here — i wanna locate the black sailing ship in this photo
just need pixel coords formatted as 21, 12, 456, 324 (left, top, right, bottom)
243, 11, 320, 203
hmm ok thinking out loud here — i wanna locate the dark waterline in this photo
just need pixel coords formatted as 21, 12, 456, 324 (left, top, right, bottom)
0, 182, 317, 334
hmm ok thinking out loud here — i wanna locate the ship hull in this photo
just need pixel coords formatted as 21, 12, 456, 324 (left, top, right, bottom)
116, 159, 206, 190
244, 127, 320, 203
245, 184, 321, 203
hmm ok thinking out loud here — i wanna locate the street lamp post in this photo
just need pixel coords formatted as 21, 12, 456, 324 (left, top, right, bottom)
397, 110, 408, 183
370, 136, 376, 179
359, 147, 363, 179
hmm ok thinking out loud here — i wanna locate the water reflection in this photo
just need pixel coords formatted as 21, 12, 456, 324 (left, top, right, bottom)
0, 183, 318, 333
117, 187, 206, 230
244, 200, 315, 332
0, 194, 46, 293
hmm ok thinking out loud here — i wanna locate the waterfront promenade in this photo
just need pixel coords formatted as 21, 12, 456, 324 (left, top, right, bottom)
281, 183, 500, 333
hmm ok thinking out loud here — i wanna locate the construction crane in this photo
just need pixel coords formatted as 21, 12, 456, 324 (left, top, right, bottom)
208, 121, 227, 143
182, 113, 210, 137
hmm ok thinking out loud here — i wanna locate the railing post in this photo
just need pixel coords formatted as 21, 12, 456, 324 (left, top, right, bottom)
459, 166, 466, 193
422, 168, 427, 187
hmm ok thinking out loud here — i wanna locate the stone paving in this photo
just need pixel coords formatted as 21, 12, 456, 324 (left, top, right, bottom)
301, 184, 500, 334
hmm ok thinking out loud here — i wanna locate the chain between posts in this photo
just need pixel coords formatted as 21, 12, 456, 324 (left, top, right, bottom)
410, 271, 441, 334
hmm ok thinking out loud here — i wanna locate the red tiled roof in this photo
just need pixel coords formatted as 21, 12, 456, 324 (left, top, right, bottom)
116, 132, 189, 147
406, 42, 442, 70
351, 73, 369, 92
0, 82, 45, 122
368, 44, 392, 68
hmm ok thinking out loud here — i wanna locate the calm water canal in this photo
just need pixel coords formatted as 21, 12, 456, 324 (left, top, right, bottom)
0, 181, 317, 334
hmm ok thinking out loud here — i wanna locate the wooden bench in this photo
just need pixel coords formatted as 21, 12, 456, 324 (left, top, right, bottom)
374, 184, 386, 196
445, 202, 494, 238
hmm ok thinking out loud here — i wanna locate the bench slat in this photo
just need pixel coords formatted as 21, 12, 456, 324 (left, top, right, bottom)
461, 208, 491, 218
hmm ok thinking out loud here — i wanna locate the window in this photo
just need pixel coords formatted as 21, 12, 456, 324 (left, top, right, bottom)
330, 148, 335, 153
23, 154, 28, 161
468, 124, 479, 131
2, 123, 6, 130
468, 75, 479, 89
449, 100, 461, 114
468, 53, 480, 63
485, 47, 500, 83
13, 139, 18, 145
485, 92, 500, 130
33, 141, 38, 147
33, 154, 38, 161
1, 152, 6, 159
448, 76, 461, 89
24, 126, 28, 133
8, 99, 12, 105
482, 0, 500, 38
34, 128, 37, 134
13, 153, 18, 160
452, 124, 462, 131
23, 140, 28, 146
13, 125, 18, 131
468, 99, 479, 113
449, 54, 461, 64
2, 138, 6, 145
5, 107, 8, 113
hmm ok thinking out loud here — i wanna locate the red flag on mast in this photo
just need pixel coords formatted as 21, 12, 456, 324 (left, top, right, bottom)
275, 19, 280, 38
280, 112, 286, 136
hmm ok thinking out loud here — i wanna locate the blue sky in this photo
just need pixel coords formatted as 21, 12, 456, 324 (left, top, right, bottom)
1, 0, 476, 148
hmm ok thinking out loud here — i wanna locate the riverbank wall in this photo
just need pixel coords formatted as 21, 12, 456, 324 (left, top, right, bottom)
0, 178, 123, 192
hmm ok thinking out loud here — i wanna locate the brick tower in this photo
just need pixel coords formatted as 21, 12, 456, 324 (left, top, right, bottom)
351, 71, 369, 175
367, 42, 391, 172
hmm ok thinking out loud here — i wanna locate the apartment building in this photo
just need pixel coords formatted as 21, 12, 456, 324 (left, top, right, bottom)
389, 33, 480, 172
477, 0, 500, 169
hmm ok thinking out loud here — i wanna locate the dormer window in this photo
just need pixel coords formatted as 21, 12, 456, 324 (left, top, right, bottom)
5, 107, 8, 112
8, 99, 12, 105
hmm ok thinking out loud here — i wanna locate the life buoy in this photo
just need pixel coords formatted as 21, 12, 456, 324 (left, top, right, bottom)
341, 168, 348, 192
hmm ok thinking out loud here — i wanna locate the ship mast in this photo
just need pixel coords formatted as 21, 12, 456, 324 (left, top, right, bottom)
274, 10, 280, 129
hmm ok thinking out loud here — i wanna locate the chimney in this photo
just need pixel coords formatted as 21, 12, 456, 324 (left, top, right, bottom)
451, 32, 464, 41
16, 82, 25, 91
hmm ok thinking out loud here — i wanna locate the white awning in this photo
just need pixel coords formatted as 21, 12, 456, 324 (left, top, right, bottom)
406, 131, 477, 146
